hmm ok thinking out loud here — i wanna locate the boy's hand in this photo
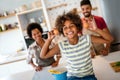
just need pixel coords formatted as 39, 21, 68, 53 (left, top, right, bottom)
82, 18, 89, 29
48, 30, 55, 40
88, 19, 97, 31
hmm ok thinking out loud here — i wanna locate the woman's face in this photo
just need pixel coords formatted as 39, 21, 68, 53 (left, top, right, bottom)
63, 20, 78, 39
31, 28, 42, 41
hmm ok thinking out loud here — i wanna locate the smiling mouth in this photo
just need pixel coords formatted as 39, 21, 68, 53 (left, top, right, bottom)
66, 31, 74, 38
84, 12, 90, 17
68, 31, 73, 35
84, 12, 89, 15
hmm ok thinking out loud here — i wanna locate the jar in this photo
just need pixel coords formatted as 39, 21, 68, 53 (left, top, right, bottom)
31, 1, 41, 8
0, 24, 6, 31
19, 5, 27, 12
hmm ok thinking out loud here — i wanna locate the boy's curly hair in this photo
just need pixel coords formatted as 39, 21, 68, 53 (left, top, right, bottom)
55, 9, 82, 35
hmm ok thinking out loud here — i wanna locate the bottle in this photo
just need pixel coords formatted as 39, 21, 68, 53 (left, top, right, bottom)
0, 26, 2, 32
29, 18, 36, 23
38, 16, 43, 23
1, 24, 6, 31
3, 11, 8, 16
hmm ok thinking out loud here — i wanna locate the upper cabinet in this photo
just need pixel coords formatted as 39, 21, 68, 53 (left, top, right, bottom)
16, 7, 47, 36
0, 0, 48, 32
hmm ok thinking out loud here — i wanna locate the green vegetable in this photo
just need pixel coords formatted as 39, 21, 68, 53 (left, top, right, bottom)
115, 61, 120, 66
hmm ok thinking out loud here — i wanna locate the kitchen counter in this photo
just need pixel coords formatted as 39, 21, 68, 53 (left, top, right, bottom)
0, 50, 27, 65
0, 51, 120, 80
92, 51, 120, 80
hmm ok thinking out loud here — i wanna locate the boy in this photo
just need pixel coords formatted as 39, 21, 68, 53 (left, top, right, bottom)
40, 10, 112, 80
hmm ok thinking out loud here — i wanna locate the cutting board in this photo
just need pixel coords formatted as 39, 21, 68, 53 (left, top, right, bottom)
110, 61, 120, 72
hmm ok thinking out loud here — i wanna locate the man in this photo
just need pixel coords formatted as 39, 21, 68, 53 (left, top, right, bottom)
80, 0, 114, 56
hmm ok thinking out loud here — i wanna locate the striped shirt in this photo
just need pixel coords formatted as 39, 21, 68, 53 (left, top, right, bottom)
58, 35, 94, 77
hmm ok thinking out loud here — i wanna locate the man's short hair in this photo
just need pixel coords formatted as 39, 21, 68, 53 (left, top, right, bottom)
80, 0, 92, 7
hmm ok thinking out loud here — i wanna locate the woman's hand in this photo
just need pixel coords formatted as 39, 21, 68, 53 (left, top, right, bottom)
51, 61, 59, 67
34, 66, 42, 71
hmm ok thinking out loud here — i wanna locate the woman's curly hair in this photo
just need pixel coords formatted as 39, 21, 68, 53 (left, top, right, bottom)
55, 9, 82, 35
27, 23, 43, 38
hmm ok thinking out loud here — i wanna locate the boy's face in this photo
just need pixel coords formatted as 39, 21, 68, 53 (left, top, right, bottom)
81, 4, 92, 18
63, 20, 78, 39
32, 28, 42, 41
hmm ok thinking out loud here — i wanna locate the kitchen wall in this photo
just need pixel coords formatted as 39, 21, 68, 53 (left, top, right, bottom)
44, 0, 120, 51
0, 0, 35, 13
0, 0, 103, 55
43, 0, 101, 29
99, 0, 120, 44
0, 29, 24, 55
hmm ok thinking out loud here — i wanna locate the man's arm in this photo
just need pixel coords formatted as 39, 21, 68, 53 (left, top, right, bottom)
89, 20, 114, 44
91, 28, 113, 44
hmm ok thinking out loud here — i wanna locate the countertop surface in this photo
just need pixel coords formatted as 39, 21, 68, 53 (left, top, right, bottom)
0, 51, 120, 80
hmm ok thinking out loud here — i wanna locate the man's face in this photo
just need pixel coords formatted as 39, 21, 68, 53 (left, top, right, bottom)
81, 5, 92, 17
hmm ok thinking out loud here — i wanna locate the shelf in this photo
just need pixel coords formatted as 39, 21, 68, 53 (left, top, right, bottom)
17, 7, 43, 15
0, 27, 19, 34
0, 13, 16, 20
0, 7, 43, 20
47, 3, 67, 10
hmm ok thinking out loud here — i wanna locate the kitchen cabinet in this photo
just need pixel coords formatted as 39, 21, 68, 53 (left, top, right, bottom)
16, 1, 49, 49
0, 0, 48, 35
16, 7, 47, 37
0, 0, 50, 64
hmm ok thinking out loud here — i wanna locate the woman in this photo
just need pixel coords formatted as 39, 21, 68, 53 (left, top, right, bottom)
26, 23, 60, 71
